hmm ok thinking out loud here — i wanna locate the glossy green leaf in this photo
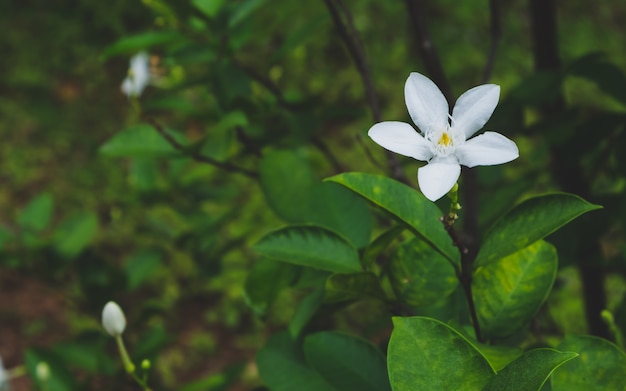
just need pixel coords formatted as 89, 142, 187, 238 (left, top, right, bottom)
257, 331, 338, 391
389, 238, 458, 307
260, 151, 372, 248
473, 240, 558, 339
475, 344, 523, 372
18, 192, 54, 232
53, 212, 98, 259
476, 193, 600, 267
254, 225, 361, 273
483, 348, 577, 391
324, 272, 386, 303
99, 125, 183, 158
244, 259, 300, 316
551, 335, 626, 390
387, 317, 494, 391
326, 173, 458, 264
304, 332, 391, 391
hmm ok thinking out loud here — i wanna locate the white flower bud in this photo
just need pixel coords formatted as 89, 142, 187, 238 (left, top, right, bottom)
102, 301, 126, 337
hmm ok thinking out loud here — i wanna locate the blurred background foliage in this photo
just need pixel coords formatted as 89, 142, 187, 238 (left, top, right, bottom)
1, 0, 626, 389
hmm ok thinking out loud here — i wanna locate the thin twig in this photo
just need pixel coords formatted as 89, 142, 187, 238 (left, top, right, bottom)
323, 0, 407, 183
234, 61, 304, 111
143, 116, 258, 179
312, 137, 345, 173
482, 0, 502, 83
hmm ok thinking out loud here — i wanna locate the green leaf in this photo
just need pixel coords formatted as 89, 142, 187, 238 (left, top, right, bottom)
260, 151, 372, 248
102, 31, 185, 58
99, 124, 184, 158
475, 344, 523, 372
244, 259, 300, 316
326, 173, 458, 264
389, 238, 458, 307
53, 212, 98, 259
476, 193, 600, 267
483, 348, 578, 391
254, 225, 361, 273
192, 0, 224, 18
551, 335, 626, 390
568, 53, 626, 105
289, 287, 325, 338
324, 272, 386, 303
387, 317, 494, 391
257, 331, 338, 391
124, 249, 163, 290
17, 192, 54, 232
362, 226, 405, 267
304, 332, 391, 391
473, 240, 558, 339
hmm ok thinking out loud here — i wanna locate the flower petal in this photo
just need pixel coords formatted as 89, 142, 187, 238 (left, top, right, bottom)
368, 121, 433, 161
451, 84, 500, 139
455, 131, 519, 168
404, 72, 449, 135
417, 162, 461, 201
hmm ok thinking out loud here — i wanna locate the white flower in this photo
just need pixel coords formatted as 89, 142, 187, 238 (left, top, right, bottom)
121, 52, 150, 97
0, 355, 7, 390
102, 301, 126, 337
368, 72, 519, 201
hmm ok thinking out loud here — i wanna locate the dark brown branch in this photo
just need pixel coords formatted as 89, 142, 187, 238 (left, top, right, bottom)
529, 0, 609, 339
143, 116, 259, 179
323, 0, 406, 183
312, 137, 344, 174
234, 61, 303, 111
482, 0, 502, 83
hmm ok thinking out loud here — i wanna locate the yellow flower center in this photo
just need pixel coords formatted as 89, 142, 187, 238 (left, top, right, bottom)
438, 132, 453, 147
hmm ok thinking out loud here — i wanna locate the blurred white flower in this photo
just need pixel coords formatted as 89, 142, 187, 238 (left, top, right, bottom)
369, 72, 519, 201
0, 355, 8, 390
102, 301, 127, 337
121, 52, 150, 97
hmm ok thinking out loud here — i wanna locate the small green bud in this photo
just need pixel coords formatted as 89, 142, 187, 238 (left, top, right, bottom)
36, 362, 50, 382
141, 359, 151, 370
125, 362, 136, 374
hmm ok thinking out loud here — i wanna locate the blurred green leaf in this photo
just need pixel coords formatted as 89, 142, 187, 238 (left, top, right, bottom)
324, 272, 386, 303
260, 150, 373, 248
483, 349, 578, 391
228, 0, 265, 28
192, 0, 224, 18
17, 192, 54, 232
476, 193, 600, 267
362, 225, 405, 267
474, 240, 557, 339
254, 225, 361, 273
180, 363, 245, 391
102, 31, 185, 58
25, 348, 78, 391
244, 259, 300, 316
99, 124, 184, 158
53, 212, 98, 259
387, 317, 494, 390
303, 331, 391, 391
51, 339, 116, 375
389, 238, 458, 307
289, 287, 324, 338
551, 335, 626, 390
257, 331, 337, 391
568, 53, 626, 105
129, 158, 158, 191
326, 173, 459, 264
124, 249, 163, 290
